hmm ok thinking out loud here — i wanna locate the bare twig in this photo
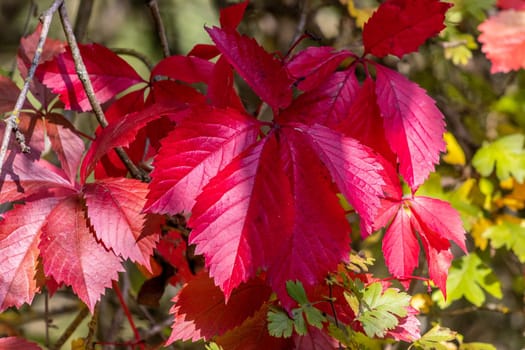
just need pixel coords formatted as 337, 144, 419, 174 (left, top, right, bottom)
288, 0, 310, 52
85, 303, 99, 350
0, 0, 63, 170
147, 0, 170, 57
58, 3, 147, 181
10, 0, 38, 79
73, 0, 94, 42
51, 304, 90, 350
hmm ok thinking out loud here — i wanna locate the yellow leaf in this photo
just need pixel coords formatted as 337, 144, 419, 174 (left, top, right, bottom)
346, 0, 376, 28
71, 339, 86, 350
471, 218, 491, 250
442, 132, 466, 165
410, 293, 433, 314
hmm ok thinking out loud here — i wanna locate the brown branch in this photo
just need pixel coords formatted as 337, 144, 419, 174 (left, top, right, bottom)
58, 3, 147, 181
0, 0, 63, 170
73, 0, 94, 43
50, 304, 90, 350
147, 0, 170, 57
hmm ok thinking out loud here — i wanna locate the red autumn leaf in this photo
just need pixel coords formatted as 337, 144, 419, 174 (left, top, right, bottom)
299, 123, 386, 235
83, 178, 156, 269
293, 326, 340, 350
286, 47, 353, 92
478, 10, 525, 73
35, 43, 144, 111
215, 303, 294, 350
207, 55, 245, 110
386, 307, 421, 342
268, 128, 350, 306
166, 273, 272, 343
152, 55, 215, 84
206, 26, 294, 110
0, 76, 23, 114
156, 230, 193, 284
498, 0, 525, 10
39, 195, 123, 311
0, 337, 42, 350
363, 0, 451, 58
188, 43, 221, 60
219, 0, 249, 31
188, 135, 292, 298
377, 195, 465, 294
145, 107, 260, 215
374, 64, 446, 191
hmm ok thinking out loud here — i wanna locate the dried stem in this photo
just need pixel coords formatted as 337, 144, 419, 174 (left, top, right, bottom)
112, 280, 145, 350
147, 0, 170, 57
73, 0, 94, 42
58, 3, 147, 181
51, 304, 90, 350
0, 0, 63, 170
85, 303, 99, 350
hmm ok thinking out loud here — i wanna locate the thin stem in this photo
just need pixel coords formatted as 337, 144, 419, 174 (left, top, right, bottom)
147, 0, 170, 57
51, 304, 90, 350
58, 3, 147, 181
45, 288, 50, 349
0, 0, 63, 170
85, 303, 99, 350
112, 280, 145, 350
73, 0, 94, 42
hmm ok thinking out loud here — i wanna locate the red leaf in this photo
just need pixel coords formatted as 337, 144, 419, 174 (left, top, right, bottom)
363, 0, 451, 58
498, 0, 525, 10
0, 200, 59, 310
146, 107, 260, 215
188, 44, 221, 60
156, 230, 193, 284
83, 178, 156, 269
293, 326, 340, 350
278, 69, 359, 128
268, 128, 350, 306
152, 55, 214, 83
0, 337, 43, 350
166, 273, 272, 343
207, 26, 293, 110
215, 304, 294, 350
0, 76, 23, 113
39, 195, 123, 311
35, 43, 144, 111
478, 10, 525, 73
219, 0, 249, 31
374, 64, 445, 191
298, 123, 386, 235
386, 307, 421, 342
286, 47, 353, 92
188, 135, 293, 299
207, 55, 245, 110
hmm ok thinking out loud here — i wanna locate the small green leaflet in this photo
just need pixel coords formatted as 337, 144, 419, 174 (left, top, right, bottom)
412, 324, 497, 350
433, 253, 502, 308
483, 220, 525, 263
286, 280, 309, 305
267, 307, 294, 338
472, 134, 525, 182
355, 282, 411, 338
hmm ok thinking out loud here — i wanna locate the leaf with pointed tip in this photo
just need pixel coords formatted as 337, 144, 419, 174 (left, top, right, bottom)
39, 195, 123, 311
166, 273, 272, 343
152, 55, 214, 83
267, 128, 350, 307
478, 10, 525, 73
0, 199, 59, 310
0, 337, 43, 350
35, 43, 144, 111
298, 123, 386, 235
219, 0, 249, 31
286, 47, 353, 92
189, 135, 294, 298
207, 26, 293, 110
374, 64, 446, 191
363, 0, 451, 58
83, 178, 155, 269
207, 55, 245, 110
146, 107, 260, 215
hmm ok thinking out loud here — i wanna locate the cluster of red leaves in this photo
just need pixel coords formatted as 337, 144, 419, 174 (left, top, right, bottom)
0, 0, 465, 347
479, 0, 525, 72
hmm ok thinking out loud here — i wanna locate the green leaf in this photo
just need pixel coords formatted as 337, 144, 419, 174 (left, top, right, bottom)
439, 253, 502, 308
461, 343, 497, 350
291, 308, 307, 335
412, 324, 457, 350
267, 308, 294, 338
483, 220, 525, 263
356, 282, 411, 338
303, 305, 325, 329
205, 343, 223, 350
286, 280, 308, 305
472, 134, 525, 182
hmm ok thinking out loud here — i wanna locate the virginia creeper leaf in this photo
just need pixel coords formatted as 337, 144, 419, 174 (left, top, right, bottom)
189, 135, 293, 298
83, 178, 155, 268
166, 273, 272, 343
35, 43, 144, 111
498, 0, 525, 9
363, 0, 451, 58
374, 64, 446, 191
146, 106, 260, 214
39, 195, 123, 312
151, 55, 214, 83
293, 326, 340, 350
219, 0, 249, 31
206, 26, 293, 110
478, 10, 525, 73
0, 76, 23, 113
0, 337, 43, 350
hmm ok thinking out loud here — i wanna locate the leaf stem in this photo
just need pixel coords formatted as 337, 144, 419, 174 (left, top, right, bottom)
58, 2, 147, 181
112, 280, 145, 350
146, 0, 170, 58
50, 304, 90, 350
0, 0, 63, 170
